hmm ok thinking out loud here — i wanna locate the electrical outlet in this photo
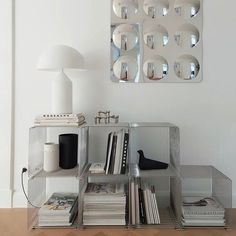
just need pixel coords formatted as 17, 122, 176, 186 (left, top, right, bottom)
19, 164, 27, 174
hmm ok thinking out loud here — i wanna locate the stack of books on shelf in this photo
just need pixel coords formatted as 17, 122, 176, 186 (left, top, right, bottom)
38, 192, 78, 227
89, 163, 105, 174
181, 196, 225, 227
83, 183, 127, 225
34, 113, 86, 126
104, 129, 129, 175
130, 179, 160, 225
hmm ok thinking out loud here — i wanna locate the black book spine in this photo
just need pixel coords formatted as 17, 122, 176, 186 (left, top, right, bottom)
140, 189, 147, 224
104, 132, 112, 172
120, 132, 129, 174
108, 134, 117, 174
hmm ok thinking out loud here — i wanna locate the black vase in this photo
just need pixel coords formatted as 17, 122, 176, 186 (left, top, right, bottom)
59, 133, 78, 169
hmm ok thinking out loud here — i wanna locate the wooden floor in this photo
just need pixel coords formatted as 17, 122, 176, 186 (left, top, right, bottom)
1, 209, 236, 236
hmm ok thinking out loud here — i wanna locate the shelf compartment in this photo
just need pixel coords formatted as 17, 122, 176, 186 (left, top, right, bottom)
28, 126, 87, 178
129, 123, 180, 174
27, 174, 79, 229
180, 165, 232, 229
130, 175, 181, 229
86, 124, 130, 175
78, 173, 129, 228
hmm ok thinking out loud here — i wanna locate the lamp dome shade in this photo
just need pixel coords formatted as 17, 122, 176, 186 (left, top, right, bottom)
37, 45, 85, 71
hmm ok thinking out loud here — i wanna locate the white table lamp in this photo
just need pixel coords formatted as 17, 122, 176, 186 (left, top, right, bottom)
37, 45, 84, 114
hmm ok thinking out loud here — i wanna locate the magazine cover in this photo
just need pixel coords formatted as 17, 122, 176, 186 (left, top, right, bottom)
38, 192, 78, 215
85, 183, 124, 195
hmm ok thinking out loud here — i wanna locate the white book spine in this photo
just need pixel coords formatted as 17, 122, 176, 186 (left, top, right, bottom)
143, 189, 151, 224
135, 181, 140, 225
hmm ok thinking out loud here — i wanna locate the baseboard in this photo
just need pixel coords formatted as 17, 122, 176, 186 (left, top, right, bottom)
0, 189, 12, 208
233, 195, 236, 208
12, 191, 27, 208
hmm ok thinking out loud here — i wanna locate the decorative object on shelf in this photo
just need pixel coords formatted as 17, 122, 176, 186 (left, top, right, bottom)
43, 143, 60, 172
111, 0, 203, 83
94, 111, 119, 124
137, 150, 168, 170
37, 45, 85, 114
34, 113, 86, 126
59, 133, 78, 169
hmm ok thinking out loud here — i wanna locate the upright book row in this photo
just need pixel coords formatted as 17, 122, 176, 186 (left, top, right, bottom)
27, 123, 232, 230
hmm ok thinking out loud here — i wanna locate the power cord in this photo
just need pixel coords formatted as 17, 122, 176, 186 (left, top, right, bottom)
21, 167, 40, 208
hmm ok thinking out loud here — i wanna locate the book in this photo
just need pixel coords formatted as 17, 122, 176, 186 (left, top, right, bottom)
104, 132, 113, 174
120, 131, 129, 174
139, 188, 146, 224
151, 186, 160, 224
38, 192, 78, 216
83, 183, 126, 225
84, 183, 125, 196
113, 130, 123, 174
35, 113, 84, 121
89, 163, 105, 174
182, 196, 225, 226
130, 179, 136, 225
182, 197, 225, 217
34, 113, 85, 126
143, 188, 151, 224
146, 188, 154, 224
135, 180, 140, 224
108, 133, 117, 174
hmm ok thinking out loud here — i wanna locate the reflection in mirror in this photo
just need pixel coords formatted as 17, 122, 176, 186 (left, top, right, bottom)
174, 55, 200, 80
143, 0, 169, 18
174, 0, 200, 18
113, 24, 138, 51
174, 24, 199, 48
143, 24, 168, 49
113, 56, 138, 81
113, 0, 138, 19
143, 56, 168, 80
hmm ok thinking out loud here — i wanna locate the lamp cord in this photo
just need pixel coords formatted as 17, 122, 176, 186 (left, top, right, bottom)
21, 168, 40, 208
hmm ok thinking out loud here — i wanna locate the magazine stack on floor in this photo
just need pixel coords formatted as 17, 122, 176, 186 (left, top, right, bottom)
182, 196, 225, 226
83, 183, 127, 225
38, 192, 78, 227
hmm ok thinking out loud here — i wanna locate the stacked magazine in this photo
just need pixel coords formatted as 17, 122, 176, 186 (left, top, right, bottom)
38, 192, 78, 227
34, 113, 86, 126
182, 196, 225, 226
83, 183, 127, 225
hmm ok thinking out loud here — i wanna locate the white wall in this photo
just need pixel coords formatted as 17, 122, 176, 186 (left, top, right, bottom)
0, 0, 13, 207
9, 0, 236, 206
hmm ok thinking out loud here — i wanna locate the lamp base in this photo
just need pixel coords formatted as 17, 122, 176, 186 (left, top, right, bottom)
51, 71, 72, 114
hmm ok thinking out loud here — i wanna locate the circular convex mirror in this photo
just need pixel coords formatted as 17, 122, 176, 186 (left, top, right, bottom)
174, 0, 200, 18
113, 55, 138, 81
143, 56, 168, 80
113, 0, 138, 19
112, 24, 138, 51
174, 55, 200, 80
174, 24, 199, 48
143, 25, 168, 49
143, 0, 169, 18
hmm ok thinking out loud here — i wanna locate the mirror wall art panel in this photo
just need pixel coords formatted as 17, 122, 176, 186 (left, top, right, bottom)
111, 0, 202, 83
